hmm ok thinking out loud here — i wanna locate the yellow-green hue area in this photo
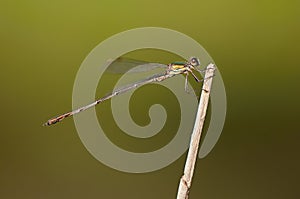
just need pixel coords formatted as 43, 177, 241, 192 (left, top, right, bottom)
0, 0, 299, 198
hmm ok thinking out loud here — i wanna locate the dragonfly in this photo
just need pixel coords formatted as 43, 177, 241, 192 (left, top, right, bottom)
43, 57, 207, 126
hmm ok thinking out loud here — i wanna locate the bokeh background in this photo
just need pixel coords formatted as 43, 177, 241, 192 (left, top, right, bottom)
1, 0, 299, 198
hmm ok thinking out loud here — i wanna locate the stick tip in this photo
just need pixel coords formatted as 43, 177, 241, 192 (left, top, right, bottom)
206, 63, 216, 70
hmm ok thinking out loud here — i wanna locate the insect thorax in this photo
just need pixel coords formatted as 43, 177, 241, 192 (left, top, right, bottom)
167, 62, 187, 74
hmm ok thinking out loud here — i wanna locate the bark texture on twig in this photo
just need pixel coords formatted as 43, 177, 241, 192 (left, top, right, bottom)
176, 63, 216, 199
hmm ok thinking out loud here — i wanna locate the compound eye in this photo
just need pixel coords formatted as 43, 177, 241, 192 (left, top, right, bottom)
190, 57, 200, 66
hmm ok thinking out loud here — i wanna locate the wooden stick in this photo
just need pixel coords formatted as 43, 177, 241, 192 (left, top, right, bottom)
176, 63, 216, 199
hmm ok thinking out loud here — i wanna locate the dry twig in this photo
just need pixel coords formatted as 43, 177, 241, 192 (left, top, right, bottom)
176, 63, 216, 199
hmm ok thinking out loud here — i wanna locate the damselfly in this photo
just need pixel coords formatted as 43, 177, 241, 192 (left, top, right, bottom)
44, 57, 207, 126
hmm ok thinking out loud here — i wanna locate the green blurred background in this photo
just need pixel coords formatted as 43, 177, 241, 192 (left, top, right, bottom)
1, 0, 299, 198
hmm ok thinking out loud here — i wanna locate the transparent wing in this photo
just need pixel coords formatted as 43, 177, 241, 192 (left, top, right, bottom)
106, 57, 167, 73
